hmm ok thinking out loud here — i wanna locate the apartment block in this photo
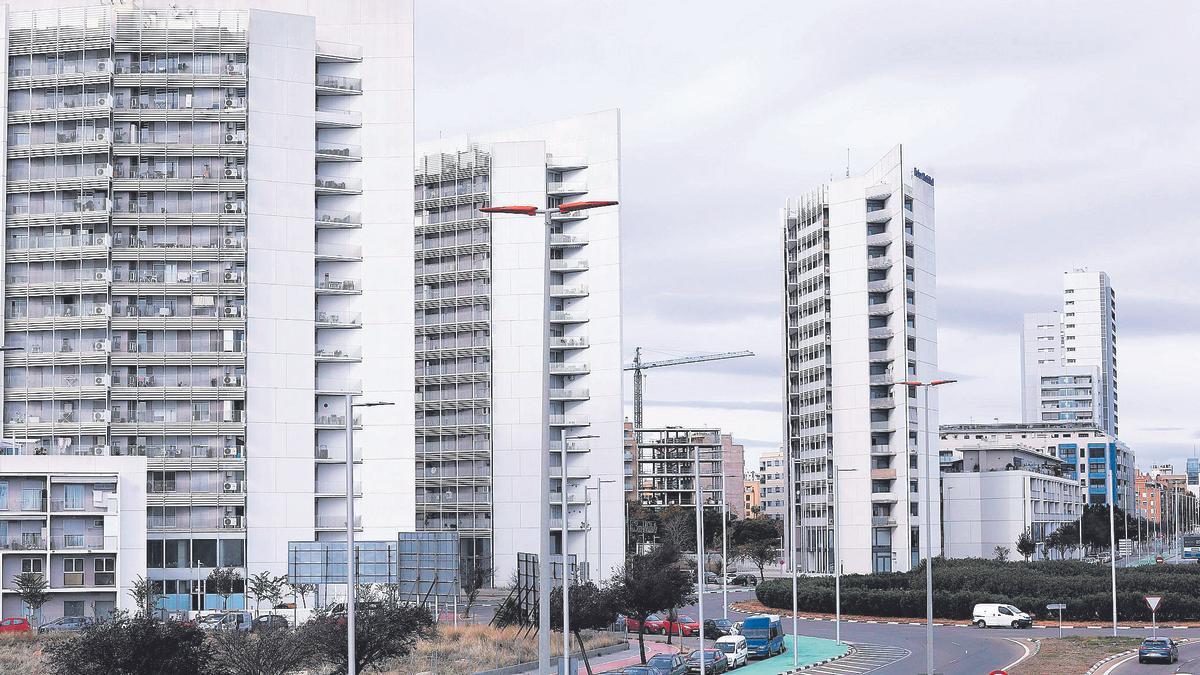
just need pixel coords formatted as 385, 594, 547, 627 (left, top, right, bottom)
413, 112, 622, 583
783, 147, 939, 574
632, 428, 723, 511
0, 1, 413, 611
0, 454, 144, 621
743, 472, 762, 518
1021, 270, 1118, 434
720, 434, 745, 519
940, 441, 1081, 560
940, 422, 1134, 509
757, 449, 786, 522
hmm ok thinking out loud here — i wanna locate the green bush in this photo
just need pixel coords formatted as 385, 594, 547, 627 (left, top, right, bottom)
755, 558, 1200, 621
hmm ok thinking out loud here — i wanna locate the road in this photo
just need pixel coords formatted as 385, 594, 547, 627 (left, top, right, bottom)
1106, 639, 1200, 674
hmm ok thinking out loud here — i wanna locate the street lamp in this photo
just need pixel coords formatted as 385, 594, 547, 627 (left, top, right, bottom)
833, 466, 857, 647
480, 199, 617, 674
897, 378, 956, 675
344, 397, 393, 674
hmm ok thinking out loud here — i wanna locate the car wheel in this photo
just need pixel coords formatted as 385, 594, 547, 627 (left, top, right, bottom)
1011, 620, 1020, 629
975, 620, 986, 628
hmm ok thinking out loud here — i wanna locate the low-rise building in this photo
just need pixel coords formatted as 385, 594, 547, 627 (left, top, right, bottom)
744, 473, 762, 518
940, 443, 1081, 560
0, 454, 145, 622
758, 449, 787, 522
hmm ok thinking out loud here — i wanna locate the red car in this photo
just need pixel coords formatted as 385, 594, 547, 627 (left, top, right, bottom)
0, 617, 32, 633
625, 613, 669, 634
666, 615, 701, 637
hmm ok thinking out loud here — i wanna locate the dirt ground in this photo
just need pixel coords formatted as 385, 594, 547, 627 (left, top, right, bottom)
1010, 636, 1142, 675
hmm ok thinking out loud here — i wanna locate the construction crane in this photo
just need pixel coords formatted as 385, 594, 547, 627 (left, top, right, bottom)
624, 347, 755, 430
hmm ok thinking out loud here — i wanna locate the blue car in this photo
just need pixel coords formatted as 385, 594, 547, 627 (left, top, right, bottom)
740, 614, 785, 658
1138, 637, 1178, 664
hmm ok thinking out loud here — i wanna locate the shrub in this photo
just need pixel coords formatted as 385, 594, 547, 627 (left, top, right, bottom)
756, 558, 1200, 621
44, 612, 212, 675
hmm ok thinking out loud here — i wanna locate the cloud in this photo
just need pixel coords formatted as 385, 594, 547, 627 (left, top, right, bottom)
634, 399, 781, 413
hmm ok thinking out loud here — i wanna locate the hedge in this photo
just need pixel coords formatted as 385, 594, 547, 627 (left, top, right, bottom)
756, 558, 1200, 621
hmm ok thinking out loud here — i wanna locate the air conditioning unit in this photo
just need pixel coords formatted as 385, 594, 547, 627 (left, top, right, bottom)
222, 307, 239, 317
222, 447, 237, 458
157, 307, 172, 317
222, 375, 240, 386
92, 305, 108, 316
222, 271, 240, 283
92, 411, 110, 422
93, 445, 106, 455
223, 237, 240, 248
93, 339, 110, 352
223, 167, 240, 178
95, 165, 112, 178
222, 481, 238, 492
224, 98, 236, 108
223, 202, 241, 214
93, 375, 109, 386
222, 516, 239, 527
95, 94, 111, 107
93, 270, 110, 281
225, 63, 239, 75
224, 133, 244, 144
95, 129, 109, 142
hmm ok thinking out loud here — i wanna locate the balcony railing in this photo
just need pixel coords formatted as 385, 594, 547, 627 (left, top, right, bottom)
316, 141, 361, 160
550, 311, 588, 323
315, 378, 363, 393
316, 414, 363, 426
315, 481, 362, 495
547, 181, 587, 194
50, 535, 114, 550
314, 446, 362, 461
316, 74, 362, 93
316, 243, 363, 259
550, 388, 590, 400
549, 336, 589, 349
550, 414, 590, 426
315, 514, 363, 528
315, 41, 364, 61
549, 362, 590, 375
550, 259, 589, 272
315, 208, 361, 227
316, 312, 362, 327
315, 175, 362, 193
315, 344, 363, 359
316, 278, 361, 292
316, 108, 363, 127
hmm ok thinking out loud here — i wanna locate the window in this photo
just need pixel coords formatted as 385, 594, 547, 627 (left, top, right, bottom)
21, 558, 43, 574
95, 557, 115, 585
63, 600, 84, 617
63, 484, 85, 510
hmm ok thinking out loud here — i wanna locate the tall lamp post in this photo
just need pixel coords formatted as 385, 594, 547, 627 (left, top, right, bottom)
897, 378, 956, 675
343, 397, 394, 674
480, 199, 617, 675
833, 466, 857, 646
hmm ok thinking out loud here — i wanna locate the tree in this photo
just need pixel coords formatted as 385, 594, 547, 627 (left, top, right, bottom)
209, 625, 313, 675
14, 571, 49, 624
1016, 529, 1036, 562
732, 517, 783, 581
44, 612, 212, 675
460, 562, 491, 619
248, 571, 287, 616
550, 581, 619, 675
611, 546, 695, 664
302, 593, 435, 675
657, 506, 693, 551
291, 582, 316, 608
993, 546, 1010, 562
127, 575, 159, 618
207, 566, 243, 610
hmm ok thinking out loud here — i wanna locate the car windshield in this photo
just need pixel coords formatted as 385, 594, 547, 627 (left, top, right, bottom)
713, 619, 731, 627
742, 627, 768, 638
718, 643, 736, 653
1005, 606, 1022, 614
677, 616, 695, 623
1144, 639, 1170, 647
647, 655, 674, 666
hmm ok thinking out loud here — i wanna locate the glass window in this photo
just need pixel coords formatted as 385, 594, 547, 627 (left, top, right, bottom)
219, 539, 244, 567
147, 540, 164, 568
64, 484, 85, 510
164, 539, 189, 568
63, 600, 84, 617
193, 539, 217, 567
21, 558, 43, 573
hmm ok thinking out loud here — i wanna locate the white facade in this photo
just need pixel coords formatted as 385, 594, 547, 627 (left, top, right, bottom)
0, 1, 414, 611
414, 111, 623, 584
757, 449, 786, 522
783, 146, 940, 574
0, 454, 145, 621
1020, 270, 1117, 434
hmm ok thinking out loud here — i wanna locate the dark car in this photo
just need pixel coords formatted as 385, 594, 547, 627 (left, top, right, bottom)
730, 573, 758, 586
252, 614, 290, 632
1138, 637, 1179, 664
645, 652, 688, 675
620, 668, 657, 675
687, 649, 730, 673
37, 616, 95, 633
704, 618, 737, 638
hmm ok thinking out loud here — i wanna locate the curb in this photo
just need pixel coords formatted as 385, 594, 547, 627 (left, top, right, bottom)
782, 644, 857, 673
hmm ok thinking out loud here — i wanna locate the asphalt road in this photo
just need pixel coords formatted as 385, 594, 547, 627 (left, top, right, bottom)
1106, 639, 1200, 674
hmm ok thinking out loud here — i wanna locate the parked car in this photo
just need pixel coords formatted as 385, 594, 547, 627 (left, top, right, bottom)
740, 614, 785, 658
1138, 637, 1179, 664
729, 573, 758, 586
716, 635, 749, 668
687, 648, 730, 673
626, 613, 669, 634
704, 572, 720, 584
667, 614, 701, 636
644, 652, 688, 675
619, 668, 658, 675
251, 614, 290, 632
197, 610, 253, 632
972, 603, 1032, 628
704, 618, 738, 638
0, 617, 32, 633
37, 616, 95, 633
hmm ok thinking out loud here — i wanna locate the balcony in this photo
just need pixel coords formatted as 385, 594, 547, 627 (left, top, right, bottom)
315, 344, 362, 362
870, 420, 894, 432
550, 388, 590, 401
549, 491, 590, 505
869, 374, 894, 385
316, 108, 362, 128
865, 233, 891, 247
316, 277, 361, 294
316, 41, 364, 63
869, 396, 895, 409
550, 259, 589, 272
315, 481, 362, 496
867, 303, 893, 316
315, 243, 363, 262
315, 514, 363, 529
868, 350, 892, 362
547, 181, 587, 196
549, 362, 590, 376
547, 155, 588, 171
315, 175, 362, 195
549, 233, 589, 247
316, 141, 361, 162
315, 413, 362, 428
867, 255, 894, 270
549, 336, 589, 350
314, 446, 362, 463
315, 378, 363, 395
867, 280, 892, 292
871, 516, 897, 527
550, 311, 588, 324
868, 327, 893, 339
50, 535, 115, 551
549, 440, 591, 452
316, 208, 361, 229
866, 209, 892, 224
550, 414, 590, 427
870, 444, 895, 455
550, 284, 588, 298
869, 491, 897, 503
316, 74, 363, 95
316, 311, 362, 329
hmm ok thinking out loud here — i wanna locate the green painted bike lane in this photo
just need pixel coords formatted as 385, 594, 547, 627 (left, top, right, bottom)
735, 635, 848, 674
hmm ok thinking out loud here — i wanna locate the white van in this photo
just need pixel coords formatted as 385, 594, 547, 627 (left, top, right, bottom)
716, 635, 749, 668
972, 603, 1032, 628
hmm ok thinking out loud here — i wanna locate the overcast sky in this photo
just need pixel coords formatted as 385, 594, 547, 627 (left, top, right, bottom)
415, 1, 1200, 471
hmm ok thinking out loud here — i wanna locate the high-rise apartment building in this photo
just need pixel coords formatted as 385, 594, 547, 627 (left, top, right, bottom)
783, 146, 939, 574
0, 1, 413, 612
1021, 270, 1118, 435
412, 112, 623, 583
720, 433, 746, 519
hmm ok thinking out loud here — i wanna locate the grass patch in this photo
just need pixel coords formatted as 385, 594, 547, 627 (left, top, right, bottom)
1011, 636, 1143, 675
387, 625, 625, 674
0, 633, 52, 675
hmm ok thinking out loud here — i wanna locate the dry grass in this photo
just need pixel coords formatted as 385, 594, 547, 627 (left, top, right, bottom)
1010, 636, 1143, 675
0, 633, 53, 675
387, 624, 626, 675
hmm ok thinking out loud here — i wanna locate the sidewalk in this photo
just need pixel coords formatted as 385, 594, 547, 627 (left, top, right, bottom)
583, 637, 686, 674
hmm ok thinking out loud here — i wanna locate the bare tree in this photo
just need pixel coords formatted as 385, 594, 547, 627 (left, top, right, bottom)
209, 626, 313, 675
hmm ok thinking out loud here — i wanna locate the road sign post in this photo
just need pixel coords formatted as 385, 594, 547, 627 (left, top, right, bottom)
1145, 596, 1162, 637
1047, 603, 1067, 638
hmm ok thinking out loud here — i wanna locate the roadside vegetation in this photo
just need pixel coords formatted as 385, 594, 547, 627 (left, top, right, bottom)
1010, 636, 1142, 675
757, 558, 1200, 621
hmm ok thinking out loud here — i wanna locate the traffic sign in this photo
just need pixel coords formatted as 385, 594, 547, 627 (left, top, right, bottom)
1146, 595, 1163, 612
1046, 603, 1066, 610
